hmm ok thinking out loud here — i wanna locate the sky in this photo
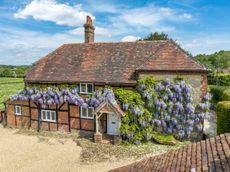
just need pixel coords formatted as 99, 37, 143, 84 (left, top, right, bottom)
0, 0, 230, 65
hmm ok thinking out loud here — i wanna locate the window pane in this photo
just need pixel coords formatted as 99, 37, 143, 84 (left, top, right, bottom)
15, 106, 21, 114
42, 111, 46, 120
47, 111, 50, 120
88, 108, 93, 117
51, 112, 56, 121
87, 84, 93, 93
81, 108, 87, 117
81, 84, 86, 93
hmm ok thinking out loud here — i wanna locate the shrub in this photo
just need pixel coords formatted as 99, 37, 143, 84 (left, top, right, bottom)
217, 101, 230, 134
208, 73, 230, 86
209, 85, 230, 102
223, 89, 230, 101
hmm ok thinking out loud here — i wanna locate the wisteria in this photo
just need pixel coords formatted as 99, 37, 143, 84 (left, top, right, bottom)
9, 77, 211, 145
10, 87, 117, 109
119, 77, 211, 144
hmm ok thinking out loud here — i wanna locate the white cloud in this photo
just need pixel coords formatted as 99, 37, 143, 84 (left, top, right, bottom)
0, 26, 84, 65
121, 35, 140, 42
68, 26, 111, 36
177, 33, 230, 55
14, 0, 94, 27
112, 5, 193, 28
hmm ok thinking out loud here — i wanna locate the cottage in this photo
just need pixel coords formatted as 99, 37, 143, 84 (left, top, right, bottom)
5, 16, 207, 143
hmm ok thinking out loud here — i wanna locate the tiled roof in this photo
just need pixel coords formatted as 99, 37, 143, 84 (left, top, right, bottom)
110, 133, 230, 172
25, 41, 206, 84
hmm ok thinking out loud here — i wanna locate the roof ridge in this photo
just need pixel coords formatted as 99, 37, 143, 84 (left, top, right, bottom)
63, 40, 169, 46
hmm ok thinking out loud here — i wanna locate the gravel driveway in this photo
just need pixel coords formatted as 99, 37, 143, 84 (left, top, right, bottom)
0, 125, 132, 172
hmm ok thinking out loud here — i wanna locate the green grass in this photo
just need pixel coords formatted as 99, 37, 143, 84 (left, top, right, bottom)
0, 77, 24, 109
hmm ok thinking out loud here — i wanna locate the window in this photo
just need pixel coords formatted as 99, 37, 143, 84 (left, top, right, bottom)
80, 83, 94, 94
41, 110, 56, 122
80, 107, 94, 119
15, 105, 22, 115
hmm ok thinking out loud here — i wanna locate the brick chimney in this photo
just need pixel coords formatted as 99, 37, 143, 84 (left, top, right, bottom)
84, 16, 95, 43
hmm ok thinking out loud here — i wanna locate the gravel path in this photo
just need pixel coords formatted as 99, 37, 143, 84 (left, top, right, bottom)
0, 126, 132, 172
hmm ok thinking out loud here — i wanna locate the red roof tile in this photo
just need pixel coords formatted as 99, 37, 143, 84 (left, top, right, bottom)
25, 41, 206, 84
110, 133, 230, 172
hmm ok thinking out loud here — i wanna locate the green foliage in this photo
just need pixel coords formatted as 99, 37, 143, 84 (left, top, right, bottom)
208, 73, 230, 86
195, 51, 230, 86
209, 85, 230, 102
216, 101, 230, 134
0, 65, 31, 77
115, 77, 208, 144
114, 88, 144, 105
138, 76, 156, 86
152, 132, 175, 142
139, 32, 170, 41
223, 89, 230, 101
0, 77, 24, 109
138, 32, 191, 56
195, 50, 230, 72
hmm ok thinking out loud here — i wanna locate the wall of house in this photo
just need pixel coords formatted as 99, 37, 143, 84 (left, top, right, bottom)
6, 100, 95, 132
139, 72, 207, 103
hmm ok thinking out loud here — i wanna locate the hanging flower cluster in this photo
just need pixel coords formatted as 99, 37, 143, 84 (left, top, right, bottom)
10, 87, 88, 108
86, 88, 118, 108
10, 87, 118, 110
9, 77, 211, 144
118, 77, 211, 144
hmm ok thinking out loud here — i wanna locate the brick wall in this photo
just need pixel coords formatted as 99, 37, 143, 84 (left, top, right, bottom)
139, 72, 208, 103
6, 100, 95, 133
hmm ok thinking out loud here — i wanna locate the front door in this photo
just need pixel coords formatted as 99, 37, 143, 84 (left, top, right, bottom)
107, 113, 120, 135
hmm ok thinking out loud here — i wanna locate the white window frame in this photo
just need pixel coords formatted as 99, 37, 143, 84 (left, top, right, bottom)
15, 105, 22, 115
41, 110, 56, 122
80, 83, 94, 94
80, 107, 94, 119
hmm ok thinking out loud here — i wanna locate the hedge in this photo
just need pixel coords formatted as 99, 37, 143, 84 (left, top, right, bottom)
217, 101, 230, 134
209, 85, 230, 102
208, 73, 230, 86
223, 89, 230, 101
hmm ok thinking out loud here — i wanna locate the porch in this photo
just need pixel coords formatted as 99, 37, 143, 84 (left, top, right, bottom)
93, 100, 124, 145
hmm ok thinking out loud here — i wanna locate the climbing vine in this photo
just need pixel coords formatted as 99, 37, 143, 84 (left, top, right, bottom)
10, 77, 211, 144
115, 77, 211, 144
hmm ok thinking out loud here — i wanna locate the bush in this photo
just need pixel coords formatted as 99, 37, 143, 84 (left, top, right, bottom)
208, 73, 230, 86
223, 89, 230, 101
209, 85, 230, 102
217, 101, 230, 134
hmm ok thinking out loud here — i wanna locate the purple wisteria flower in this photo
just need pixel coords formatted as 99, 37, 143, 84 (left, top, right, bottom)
122, 103, 129, 111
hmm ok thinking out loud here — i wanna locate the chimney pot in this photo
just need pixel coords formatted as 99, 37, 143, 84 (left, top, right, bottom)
84, 16, 95, 43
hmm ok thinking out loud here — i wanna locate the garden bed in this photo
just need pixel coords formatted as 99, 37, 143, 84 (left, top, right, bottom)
75, 138, 189, 163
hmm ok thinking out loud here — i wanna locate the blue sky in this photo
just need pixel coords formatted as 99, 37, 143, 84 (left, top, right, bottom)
0, 0, 230, 65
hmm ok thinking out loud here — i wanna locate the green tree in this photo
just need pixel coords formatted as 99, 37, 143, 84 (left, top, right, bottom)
139, 32, 170, 41
139, 32, 191, 56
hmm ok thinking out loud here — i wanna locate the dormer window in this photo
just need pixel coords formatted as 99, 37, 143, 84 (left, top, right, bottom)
80, 83, 94, 94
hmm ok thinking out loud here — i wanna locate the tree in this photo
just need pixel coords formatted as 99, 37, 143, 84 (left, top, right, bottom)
139, 32, 170, 41
139, 32, 191, 56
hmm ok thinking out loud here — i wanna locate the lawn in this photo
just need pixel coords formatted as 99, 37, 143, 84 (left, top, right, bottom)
0, 77, 24, 109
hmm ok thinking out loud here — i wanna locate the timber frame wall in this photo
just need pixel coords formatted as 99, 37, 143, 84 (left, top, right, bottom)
6, 100, 95, 132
